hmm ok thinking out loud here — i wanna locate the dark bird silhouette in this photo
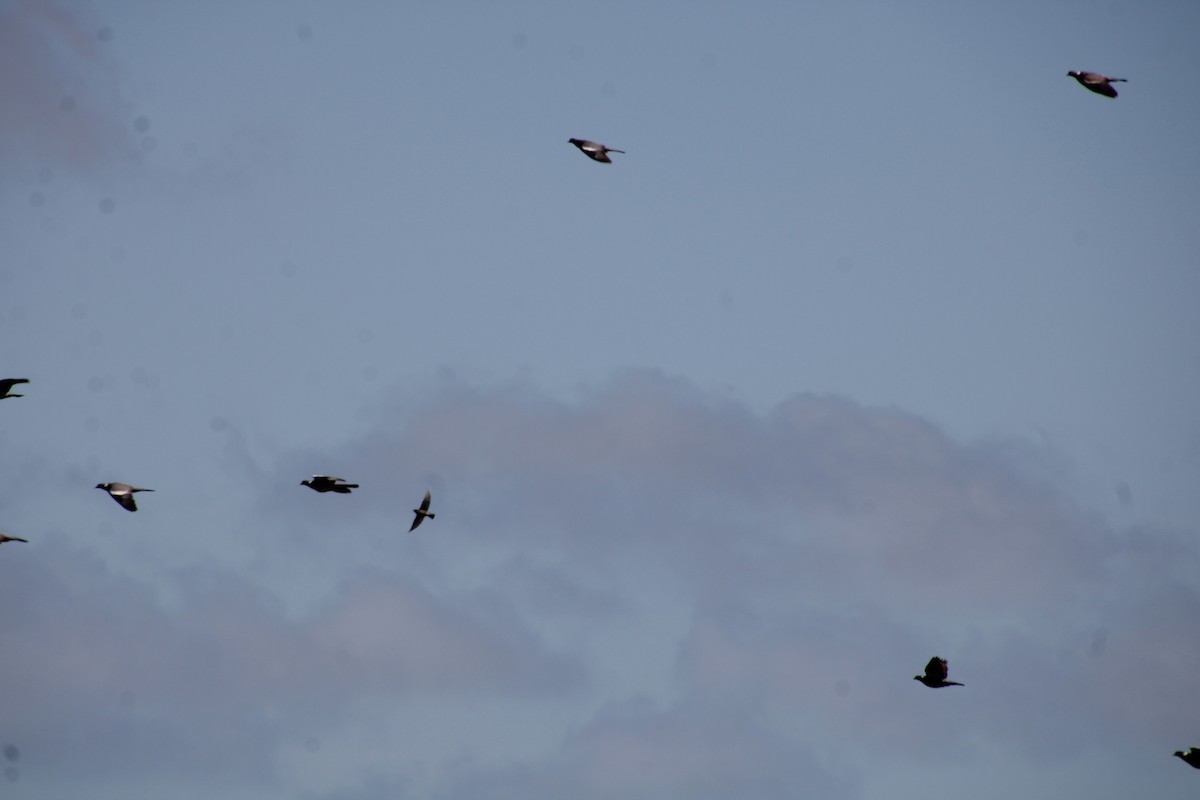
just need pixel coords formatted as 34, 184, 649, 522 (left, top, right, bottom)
915, 656, 963, 688
0, 532, 29, 545
1067, 70, 1127, 98
409, 489, 435, 531
301, 475, 359, 494
569, 138, 624, 164
1175, 748, 1200, 769
0, 378, 29, 399
96, 482, 154, 512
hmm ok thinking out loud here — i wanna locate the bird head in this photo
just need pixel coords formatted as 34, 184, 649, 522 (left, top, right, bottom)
913, 675, 923, 682
94, 483, 106, 490
1067, 70, 1079, 78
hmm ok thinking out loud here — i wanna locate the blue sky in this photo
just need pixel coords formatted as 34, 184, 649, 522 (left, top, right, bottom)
2, 1, 1199, 798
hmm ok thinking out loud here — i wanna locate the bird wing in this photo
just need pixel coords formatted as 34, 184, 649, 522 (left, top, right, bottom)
1080, 74, 1118, 96
113, 492, 138, 512
409, 512, 424, 532
925, 657, 949, 682
0, 378, 29, 392
419, 489, 432, 513
572, 140, 614, 162
0, 533, 29, 543
307, 475, 342, 488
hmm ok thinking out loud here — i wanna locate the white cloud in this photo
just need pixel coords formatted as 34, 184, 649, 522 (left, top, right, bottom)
0, 0, 134, 175
0, 535, 582, 795
2, 370, 1197, 798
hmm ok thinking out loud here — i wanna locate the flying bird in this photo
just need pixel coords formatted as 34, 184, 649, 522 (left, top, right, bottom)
0, 532, 29, 545
409, 489, 435, 531
1175, 748, 1200, 769
915, 656, 964, 688
569, 138, 624, 164
300, 475, 359, 494
95, 482, 154, 512
0, 378, 29, 399
1067, 70, 1127, 98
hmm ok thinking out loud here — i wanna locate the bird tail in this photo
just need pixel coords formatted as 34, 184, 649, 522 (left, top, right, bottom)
608, 148, 625, 153
345, 484, 360, 489
1111, 77, 1128, 82
427, 512, 436, 519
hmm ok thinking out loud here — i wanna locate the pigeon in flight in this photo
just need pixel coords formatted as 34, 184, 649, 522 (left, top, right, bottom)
569, 138, 624, 164
0, 379, 29, 399
1067, 70, 1127, 98
96, 482, 154, 512
301, 475, 359, 494
915, 656, 964, 688
409, 489, 435, 531
1175, 748, 1200, 769
0, 532, 29, 545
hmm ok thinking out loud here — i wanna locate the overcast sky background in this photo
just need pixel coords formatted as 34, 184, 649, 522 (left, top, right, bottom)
2, 1, 1199, 798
